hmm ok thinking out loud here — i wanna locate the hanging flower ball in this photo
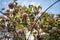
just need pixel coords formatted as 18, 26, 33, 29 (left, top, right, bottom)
17, 29, 24, 34
8, 3, 14, 9
36, 10, 40, 14
5, 17, 10, 21
22, 13, 28, 19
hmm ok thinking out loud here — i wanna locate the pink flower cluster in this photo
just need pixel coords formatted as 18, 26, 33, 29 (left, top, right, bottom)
22, 13, 28, 19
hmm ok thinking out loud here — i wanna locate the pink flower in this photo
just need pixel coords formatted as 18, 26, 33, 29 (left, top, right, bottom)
5, 17, 10, 21
8, 3, 14, 9
17, 29, 24, 34
22, 13, 28, 18
36, 10, 40, 14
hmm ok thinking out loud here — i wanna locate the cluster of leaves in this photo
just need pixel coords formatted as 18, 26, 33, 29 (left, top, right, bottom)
39, 13, 60, 40
0, 0, 60, 40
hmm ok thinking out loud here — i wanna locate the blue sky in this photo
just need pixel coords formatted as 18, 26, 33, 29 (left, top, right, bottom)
0, 0, 60, 15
